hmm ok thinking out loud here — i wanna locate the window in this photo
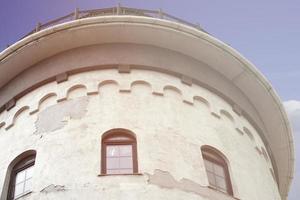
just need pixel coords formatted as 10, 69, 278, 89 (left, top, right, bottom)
101, 129, 138, 175
201, 146, 233, 195
8, 153, 36, 200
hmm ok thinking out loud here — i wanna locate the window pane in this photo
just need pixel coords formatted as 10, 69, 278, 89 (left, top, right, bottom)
118, 168, 133, 174
25, 166, 34, 179
204, 159, 213, 172
216, 176, 227, 190
107, 169, 133, 174
107, 146, 119, 157
24, 178, 32, 192
120, 157, 133, 169
207, 171, 216, 186
214, 164, 225, 177
15, 171, 26, 184
107, 169, 120, 174
119, 145, 132, 156
107, 157, 119, 169
14, 182, 24, 197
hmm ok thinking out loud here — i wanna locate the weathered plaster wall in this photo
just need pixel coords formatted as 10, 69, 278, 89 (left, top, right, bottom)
0, 69, 280, 200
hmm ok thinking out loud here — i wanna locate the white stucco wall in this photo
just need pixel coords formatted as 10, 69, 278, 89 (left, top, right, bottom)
0, 69, 280, 200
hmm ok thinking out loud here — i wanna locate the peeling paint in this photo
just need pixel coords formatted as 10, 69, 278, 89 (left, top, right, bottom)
146, 169, 209, 197
40, 184, 66, 193
35, 97, 88, 134
146, 170, 236, 200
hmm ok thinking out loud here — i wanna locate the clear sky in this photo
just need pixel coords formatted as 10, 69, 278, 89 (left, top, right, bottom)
0, 0, 299, 199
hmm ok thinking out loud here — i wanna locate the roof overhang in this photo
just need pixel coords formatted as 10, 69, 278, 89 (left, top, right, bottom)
0, 16, 294, 199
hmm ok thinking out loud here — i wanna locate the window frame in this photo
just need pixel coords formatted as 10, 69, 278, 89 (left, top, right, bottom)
101, 129, 138, 175
8, 154, 35, 200
202, 146, 233, 196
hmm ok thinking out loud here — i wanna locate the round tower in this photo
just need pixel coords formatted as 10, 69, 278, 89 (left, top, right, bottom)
0, 6, 294, 200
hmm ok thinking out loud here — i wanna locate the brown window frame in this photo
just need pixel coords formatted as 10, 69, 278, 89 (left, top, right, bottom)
8, 154, 35, 200
101, 129, 138, 175
202, 146, 233, 196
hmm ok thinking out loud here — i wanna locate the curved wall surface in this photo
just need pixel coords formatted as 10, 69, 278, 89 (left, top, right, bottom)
0, 64, 279, 199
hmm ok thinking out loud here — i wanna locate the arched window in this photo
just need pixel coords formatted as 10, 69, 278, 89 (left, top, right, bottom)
7, 151, 36, 200
201, 146, 233, 195
101, 129, 138, 175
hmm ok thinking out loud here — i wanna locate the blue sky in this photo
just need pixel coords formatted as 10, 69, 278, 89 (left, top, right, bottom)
0, 0, 299, 199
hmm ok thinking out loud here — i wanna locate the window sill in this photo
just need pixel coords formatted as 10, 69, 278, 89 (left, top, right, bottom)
15, 191, 32, 200
207, 186, 240, 200
98, 173, 143, 177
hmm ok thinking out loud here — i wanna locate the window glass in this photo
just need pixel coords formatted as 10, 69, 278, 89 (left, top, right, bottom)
24, 178, 32, 193
214, 164, 225, 177
26, 166, 34, 179
202, 147, 232, 195
107, 146, 119, 157
8, 153, 36, 200
205, 161, 228, 191
216, 175, 226, 190
106, 145, 133, 174
14, 165, 34, 199
102, 130, 138, 175
207, 171, 216, 185
14, 183, 24, 198
107, 157, 119, 169
107, 168, 133, 174
120, 157, 133, 168
118, 169, 133, 174
204, 159, 213, 172
120, 145, 132, 156
15, 171, 25, 184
